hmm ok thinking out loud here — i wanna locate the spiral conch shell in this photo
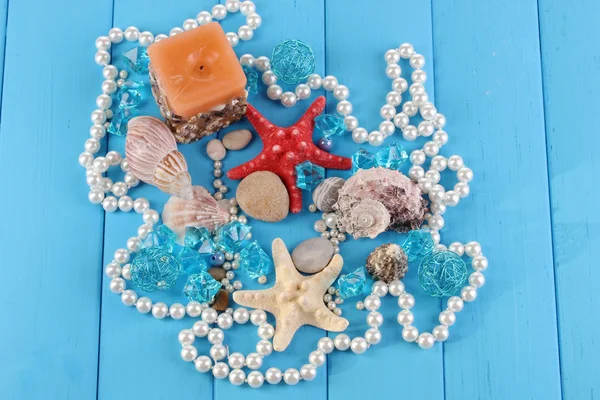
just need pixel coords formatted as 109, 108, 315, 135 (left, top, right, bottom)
126, 116, 192, 196
162, 186, 230, 236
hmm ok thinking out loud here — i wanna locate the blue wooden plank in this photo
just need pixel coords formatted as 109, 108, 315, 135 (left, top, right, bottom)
0, 0, 112, 399
0, 0, 7, 106
431, 1, 562, 399
96, 2, 220, 399
325, 1, 444, 399
538, 0, 600, 398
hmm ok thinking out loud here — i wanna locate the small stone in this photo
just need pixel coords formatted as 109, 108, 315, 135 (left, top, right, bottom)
291, 237, 334, 274
223, 129, 252, 150
212, 289, 229, 311
207, 139, 226, 161
208, 267, 227, 281
236, 171, 289, 222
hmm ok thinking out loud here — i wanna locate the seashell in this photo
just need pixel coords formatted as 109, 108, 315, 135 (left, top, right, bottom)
343, 199, 391, 239
366, 243, 408, 283
162, 185, 230, 236
126, 116, 192, 196
334, 167, 427, 237
312, 177, 345, 212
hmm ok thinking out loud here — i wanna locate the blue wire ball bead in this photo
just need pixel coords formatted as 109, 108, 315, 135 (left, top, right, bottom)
210, 251, 225, 267
317, 137, 333, 151
418, 251, 467, 298
270, 39, 316, 84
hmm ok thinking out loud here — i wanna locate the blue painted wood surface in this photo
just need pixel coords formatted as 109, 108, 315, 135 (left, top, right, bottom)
0, 0, 597, 399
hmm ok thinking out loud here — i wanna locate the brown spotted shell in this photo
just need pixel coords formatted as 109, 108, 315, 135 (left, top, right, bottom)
366, 243, 408, 283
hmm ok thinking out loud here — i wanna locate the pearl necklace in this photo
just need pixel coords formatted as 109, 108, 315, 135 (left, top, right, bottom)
78, 0, 489, 387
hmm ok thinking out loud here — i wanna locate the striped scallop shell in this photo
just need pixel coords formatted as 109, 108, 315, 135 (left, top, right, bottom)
126, 116, 191, 195
162, 186, 230, 235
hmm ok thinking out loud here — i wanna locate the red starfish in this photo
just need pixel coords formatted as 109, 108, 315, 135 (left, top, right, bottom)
227, 96, 352, 213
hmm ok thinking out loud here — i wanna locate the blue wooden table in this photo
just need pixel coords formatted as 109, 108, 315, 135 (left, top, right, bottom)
0, 0, 597, 399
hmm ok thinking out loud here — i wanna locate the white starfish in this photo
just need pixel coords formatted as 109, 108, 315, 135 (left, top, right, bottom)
232, 238, 349, 351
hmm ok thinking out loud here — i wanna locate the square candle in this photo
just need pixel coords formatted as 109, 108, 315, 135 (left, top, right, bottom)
147, 22, 247, 143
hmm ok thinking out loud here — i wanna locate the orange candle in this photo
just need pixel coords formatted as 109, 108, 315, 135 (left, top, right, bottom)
147, 22, 248, 143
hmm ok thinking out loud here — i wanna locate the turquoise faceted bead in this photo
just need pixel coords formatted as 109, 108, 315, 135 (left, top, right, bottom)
351, 149, 375, 173
183, 271, 222, 303
242, 65, 258, 94
142, 224, 177, 252
130, 247, 182, 292
184, 227, 216, 255
337, 267, 367, 299
402, 229, 435, 262
117, 80, 144, 109
107, 107, 138, 136
295, 160, 325, 190
239, 241, 273, 279
122, 46, 150, 73
375, 142, 408, 170
315, 114, 345, 138
215, 221, 252, 253
177, 247, 208, 276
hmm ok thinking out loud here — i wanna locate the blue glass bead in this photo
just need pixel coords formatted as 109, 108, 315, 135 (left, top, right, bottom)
295, 161, 325, 191
122, 46, 150, 73
107, 107, 138, 136
242, 65, 258, 94
184, 227, 216, 255
375, 142, 409, 170
270, 39, 316, 84
117, 80, 144, 109
418, 251, 467, 298
215, 221, 252, 253
183, 271, 222, 303
315, 114, 345, 138
402, 229, 435, 262
142, 224, 177, 252
130, 247, 182, 292
177, 247, 208, 275
351, 149, 375, 173
211, 251, 225, 267
337, 267, 367, 299
317, 137, 333, 151
239, 241, 273, 279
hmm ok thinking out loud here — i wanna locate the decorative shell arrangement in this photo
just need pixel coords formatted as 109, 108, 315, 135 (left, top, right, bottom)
333, 167, 427, 239
366, 243, 408, 283
162, 186, 230, 236
312, 177, 345, 212
125, 116, 192, 196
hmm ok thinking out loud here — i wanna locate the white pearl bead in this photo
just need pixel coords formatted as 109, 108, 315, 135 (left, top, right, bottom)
398, 293, 415, 309
170, 303, 186, 320
202, 308, 218, 324
402, 125, 418, 141
133, 198, 149, 213
429, 214, 445, 230
380, 104, 396, 120
439, 310, 456, 326
120, 289, 137, 306
472, 256, 488, 271
118, 196, 133, 212
388, 280, 405, 296
410, 83, 425, 95
170, 27, 184, 36
430, 155, 448, 171
352, 127, 368, 144
238, 25, 254, 41
334, 333, 351, 351
95, 36, 111, 51
295, 84, 311, 100
103, 65, 118, 80
196, 11, 212, 25
280, 92, 297, 107
142, 209, 159, 225
226, 32, 239, 47
102, 196, 118, 212
181, 345, 198, 362
186, 301, 202, 317
457, 167, 474, 183
469, 271, 486, 288
322, 75, 338, 91
368, 131, 384, 147
336, 100, 353, 116
152, 302, 168, 319
309, 350, 326, 366
379, 120, 395, 136
183, 18, 198, 31
193, 321, 210, 337
444, 190, 460, 207
386, 91, 402, 107
240, 0, 256, 15
412, 70, 427, 83
332, 84, 349, 100
258, 323, 275, 339
410, 150, 426, 166
85, 138, 100, 154
250, 309, 267, 325
461, 286, 478, 302
417, 332, 436, 349
266, 84, 283, 100
195, 356, 212, 373
447, 155, 464, 171
226, 0, 241, 12
448, 242, 464, 256
402, 326, 419, 342
455, 182, 471, 198
247, 12, 262, 29
418, 178, 433, 193
108, 28, 124, 43
255, 56, 270, 71
233, 307, 249, 324
212, 4, 227, 20
138, 31, 154, 47
105, 262, 121, 278
425, 170, 440, 184
256, 339, 273, 356
393, 112, 409, 129
385, 48, 401, 64
398, 43, 415, 59
212, 362, 229, 379
367, 311, 383, 327
371, 281, 389, 296
423, 141, 440, 157
113, 248, 130, 264
386, 64, 402, 79
397, 310, 414, 325
262, 70, 277, 85
410, 53, 426, 69
365, 328, 382, 345
408, 166, 425, 181
210, 344, 227, 360
95, 51, 110, 66
91, 109, 107, 125
239, 53, 255, 67
418, 121, 435, 137
433, 325, 449, 342
364, 294, 381, 311
247, 371, 264, 388
265, 367, 282, 384
136, 297, 152, 314
344, 116, 358, 131
392, 77, 408, 93
154, 34, 168, 42
229, 369, 246, 386
124, 26, 139, 41
90, 124, 106, 139
300, 364, 317, 381
307, 74, 322, 89
465, 241, 482, 257
318, 337, 335, 354
283, 368, 300, 385
178, 329, 196, 345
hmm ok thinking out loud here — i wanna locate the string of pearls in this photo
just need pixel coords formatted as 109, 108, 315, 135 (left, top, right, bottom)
80, 1, 262, 319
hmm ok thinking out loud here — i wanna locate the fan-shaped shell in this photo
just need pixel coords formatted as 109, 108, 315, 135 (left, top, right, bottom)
126, 116, 191, 195
162, 185, 229, 236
